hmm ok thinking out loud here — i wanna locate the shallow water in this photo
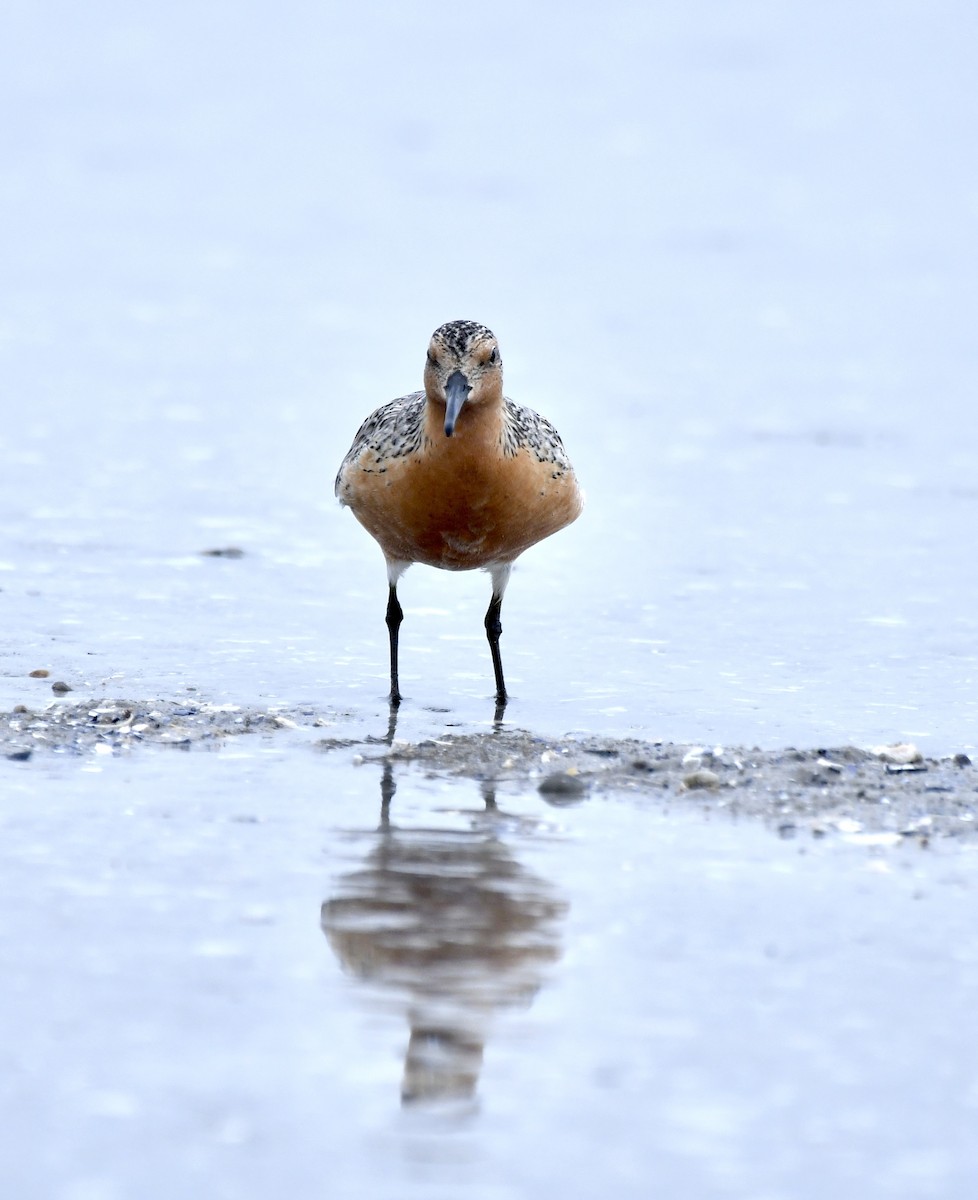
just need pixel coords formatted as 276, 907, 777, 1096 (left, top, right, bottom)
3, 1, 978, 1195
4, 744, 978, 1199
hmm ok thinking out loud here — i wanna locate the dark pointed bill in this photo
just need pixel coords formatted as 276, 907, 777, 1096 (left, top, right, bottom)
444, 370, 470, 437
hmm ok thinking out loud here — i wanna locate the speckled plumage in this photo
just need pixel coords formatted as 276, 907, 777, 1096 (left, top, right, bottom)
334, 392, 574, 486
335, 319, 583, 707
334, 393, 426, 485
500, 399, 575, 466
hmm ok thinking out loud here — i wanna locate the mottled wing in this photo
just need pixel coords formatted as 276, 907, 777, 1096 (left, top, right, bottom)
501, 398, 575, 469
335, 391, 426, 500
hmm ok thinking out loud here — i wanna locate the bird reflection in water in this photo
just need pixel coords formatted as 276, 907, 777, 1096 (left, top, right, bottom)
321, 710, 567, 1108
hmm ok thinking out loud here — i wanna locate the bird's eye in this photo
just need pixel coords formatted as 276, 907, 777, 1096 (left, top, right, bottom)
488, 347, 499, 365
426, 350, 438, 366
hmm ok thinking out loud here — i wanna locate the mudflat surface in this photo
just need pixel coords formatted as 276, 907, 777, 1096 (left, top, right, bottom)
5, 698, 976, 842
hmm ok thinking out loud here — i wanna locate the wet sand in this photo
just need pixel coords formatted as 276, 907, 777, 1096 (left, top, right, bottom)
5, 697, 975, 843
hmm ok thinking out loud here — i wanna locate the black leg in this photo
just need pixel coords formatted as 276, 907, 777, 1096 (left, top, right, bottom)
386, 583, 403, 706
484, 593, 507, 706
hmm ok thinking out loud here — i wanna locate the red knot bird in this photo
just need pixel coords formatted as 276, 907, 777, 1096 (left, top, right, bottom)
335, 319, 583, 708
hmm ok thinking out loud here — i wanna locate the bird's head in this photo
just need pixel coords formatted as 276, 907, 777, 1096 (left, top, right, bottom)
423, 319, 503, 437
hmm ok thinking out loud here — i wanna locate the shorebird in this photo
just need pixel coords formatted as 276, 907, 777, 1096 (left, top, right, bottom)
335, 319, 583, 707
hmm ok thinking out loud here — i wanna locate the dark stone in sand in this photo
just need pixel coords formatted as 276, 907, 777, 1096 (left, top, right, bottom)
539, 772, 588, 798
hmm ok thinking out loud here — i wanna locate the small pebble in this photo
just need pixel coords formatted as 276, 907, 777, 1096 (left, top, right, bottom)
51, 681, 73, 694
6, 749, 32, 762
683, 768, 720, 790
29, 669, 50, 678
538, 771, 588, 798
201, 547, 245, 558
870, 742, 922, 765
953, 753, 972, 768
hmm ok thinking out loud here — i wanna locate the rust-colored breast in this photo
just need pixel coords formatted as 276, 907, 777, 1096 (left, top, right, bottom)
338, 398, 582, 570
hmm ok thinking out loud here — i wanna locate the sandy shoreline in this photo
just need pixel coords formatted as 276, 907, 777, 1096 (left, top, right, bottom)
4, 698, 975, 843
